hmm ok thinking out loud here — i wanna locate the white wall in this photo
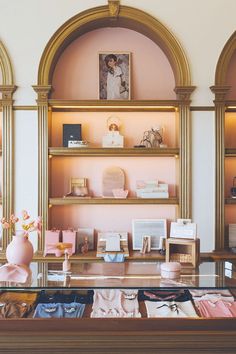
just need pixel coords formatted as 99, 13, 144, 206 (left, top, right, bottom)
1, 0, 234, 251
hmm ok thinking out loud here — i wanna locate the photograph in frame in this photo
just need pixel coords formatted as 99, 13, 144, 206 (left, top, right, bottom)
132, 219, 167, 250
99, 52, 131, 100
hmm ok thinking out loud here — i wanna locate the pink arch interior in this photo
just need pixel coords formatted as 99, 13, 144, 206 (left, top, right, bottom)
51, 27, 175, 99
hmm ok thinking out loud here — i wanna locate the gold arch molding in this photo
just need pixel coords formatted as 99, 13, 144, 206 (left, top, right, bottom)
215, 31, 236, 85
0, 41, 13, 85
38, 5, 191, 86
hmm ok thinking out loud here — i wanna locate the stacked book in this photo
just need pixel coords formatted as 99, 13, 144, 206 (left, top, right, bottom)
136, 180, 169, 198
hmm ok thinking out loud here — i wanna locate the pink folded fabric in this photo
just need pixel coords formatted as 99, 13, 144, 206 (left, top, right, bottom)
0, 263, 31, 283
195, 300, 234, 318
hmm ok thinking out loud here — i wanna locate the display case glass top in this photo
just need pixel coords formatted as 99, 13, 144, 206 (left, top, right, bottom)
1, 260, 236, 290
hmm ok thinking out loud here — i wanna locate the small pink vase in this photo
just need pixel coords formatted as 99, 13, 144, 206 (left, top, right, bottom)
6, 232, 34, 266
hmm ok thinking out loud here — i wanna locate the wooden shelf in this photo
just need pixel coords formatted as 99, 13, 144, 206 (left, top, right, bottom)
225, 148, 236, 156
49, 147, 179, 157
32, 250, 165, 262
49, 99, 178, 112
49, 197, 179, 206
225, 198, 236, 204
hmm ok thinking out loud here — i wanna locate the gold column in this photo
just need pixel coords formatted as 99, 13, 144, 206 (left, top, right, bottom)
32, 85, 51, 251
174, 86, 195, 219
0, 85, 17, 249
210, 86, 230, 251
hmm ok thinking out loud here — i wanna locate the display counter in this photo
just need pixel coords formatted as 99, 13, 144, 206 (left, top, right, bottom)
0, 260, 236, 353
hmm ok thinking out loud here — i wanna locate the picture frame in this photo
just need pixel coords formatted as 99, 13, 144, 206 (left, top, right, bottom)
132, 219, 167, 250
99, 52, 131, 100
170, 219, 197, 239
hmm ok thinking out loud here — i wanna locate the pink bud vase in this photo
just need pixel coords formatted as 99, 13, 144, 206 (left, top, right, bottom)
6, 232, 34, 266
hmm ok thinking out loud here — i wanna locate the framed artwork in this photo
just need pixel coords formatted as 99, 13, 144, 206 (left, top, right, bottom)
99, 52, 131, 100
132, 219, 167, 250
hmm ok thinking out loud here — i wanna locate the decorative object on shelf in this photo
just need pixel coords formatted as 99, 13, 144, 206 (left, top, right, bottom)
165, 238, 200, 268
44, 242, 73, 257
133, 144, 146, 148
140, 126, 164, 148
132, 219, 167, 250
77, 228, 94, 251
44, 229, 60, 256
96, 232, 129, 257
231, 176, 236, 198
80, 237, 89, 254
62, 229, 76, 254
65, 178, 90, 198
102, 166, 125, 197
62, 250, 71, 272
1, 210, 42, 266
136, 180, 169, 198
112, 188, 129, 199
161, 262, 181, 279
102, 116, 124, 147
140, 235, 151, 254
105, 233, 121, 252
99, 52, 130, 100
68, 140, 89, 148
170, 219, 197, 240
228, 224, 236, 248
63, 124, 82, 147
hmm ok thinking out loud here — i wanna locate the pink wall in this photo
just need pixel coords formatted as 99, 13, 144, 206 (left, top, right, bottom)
49, 205, 178, 246
225, 112, 236, 147
50, 156, 178, 198
51, 112, 178, 148
225, 158, 236, 197
225, 50, 236, 99
50, 110, 179, 236
51, 27, 175, 100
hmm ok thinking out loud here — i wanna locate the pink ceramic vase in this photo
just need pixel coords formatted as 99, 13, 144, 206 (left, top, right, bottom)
6, 232, 34, 266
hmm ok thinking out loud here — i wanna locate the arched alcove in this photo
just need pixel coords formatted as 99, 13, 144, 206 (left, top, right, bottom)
51, 27, 175, 100
38, 5, 191, 87
35, 3, 194, 254
213, 31, 236, 250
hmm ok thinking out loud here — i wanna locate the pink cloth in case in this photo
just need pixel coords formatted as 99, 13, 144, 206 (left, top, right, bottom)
195, 300, 236, 318
91, 289, 141, 318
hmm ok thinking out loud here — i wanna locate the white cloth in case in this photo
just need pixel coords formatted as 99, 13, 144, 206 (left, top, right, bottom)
145, 300, 198, 318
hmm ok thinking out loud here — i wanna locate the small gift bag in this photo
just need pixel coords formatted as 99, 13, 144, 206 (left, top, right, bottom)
62, 229, 76, 254
44, 229, 60, 256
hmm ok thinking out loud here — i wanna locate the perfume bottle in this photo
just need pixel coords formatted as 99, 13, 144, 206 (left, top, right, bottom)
63, 250, 71, 271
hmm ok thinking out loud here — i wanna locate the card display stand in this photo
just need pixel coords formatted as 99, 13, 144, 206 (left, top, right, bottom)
165, 238, 200, 267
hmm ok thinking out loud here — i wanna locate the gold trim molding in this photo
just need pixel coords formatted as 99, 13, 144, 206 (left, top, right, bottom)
0, 41, 14, 85
37, 5, 191, 86
0, 85, 16, 249
175, 86, 195, 218
211, 85, 230, 251
108, 0, 120, 17
215, 31, 236, 85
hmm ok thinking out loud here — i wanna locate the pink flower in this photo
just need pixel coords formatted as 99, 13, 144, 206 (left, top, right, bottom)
33, 217, 42, 233
22, 210, 30, 220
0, 217, 6, 224
2, 222, 10, 229
10, 214, 19, 223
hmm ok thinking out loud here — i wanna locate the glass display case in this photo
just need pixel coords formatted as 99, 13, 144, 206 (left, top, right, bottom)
0, 260, 236, 353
